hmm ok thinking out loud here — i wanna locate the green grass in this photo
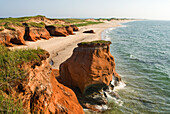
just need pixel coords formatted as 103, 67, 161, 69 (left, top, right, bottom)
0, 91, 24, 113
0, 28, 4, 31
0, 44, 45, 82
50, 24, 66, 27
0, 44, 46, 113
3, 23, 16, 31
80, 40, 111, 44
59, 18, 86, 23
74, 21, 103, 27
26, 22, 45, 28
0, 15, 46, 24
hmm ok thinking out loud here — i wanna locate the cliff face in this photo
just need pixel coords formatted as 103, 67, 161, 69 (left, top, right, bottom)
59, 41, 121, 94
25, 27, 51, 41
0, 16, 79, 47
0, 26, 25, 46
14, 52, 84, 114
45, 26, 69, 37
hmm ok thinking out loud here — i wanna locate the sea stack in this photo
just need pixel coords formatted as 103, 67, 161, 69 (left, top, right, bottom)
59, 40, 121, 94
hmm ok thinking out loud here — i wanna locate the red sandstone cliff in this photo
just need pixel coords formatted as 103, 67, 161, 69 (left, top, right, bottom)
59, 41, 121, 94
45, 26, 69, 37
11, 51, 84, 114
25, 27, 51, 41
0, 17, 79, 47
0, 26, 25, 46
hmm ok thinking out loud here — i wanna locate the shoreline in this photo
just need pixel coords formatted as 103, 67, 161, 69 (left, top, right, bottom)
9, 20, 135, 69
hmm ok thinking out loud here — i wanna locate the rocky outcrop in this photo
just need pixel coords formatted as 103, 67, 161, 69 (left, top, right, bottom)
46, 26, 69, 37
70, 25, 79, 31
65, 26, 74, 35
83, 30, 95, 33
59, 40, 120, 94
0, 27, 25, 46
12, 51, 84, 114
25, 27, 51, 41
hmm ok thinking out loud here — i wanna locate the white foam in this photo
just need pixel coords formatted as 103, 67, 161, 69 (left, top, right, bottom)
95, 105, 108, 110
105, 92, 124, 106
114, 81, 126, 91
110, 79, 126, 91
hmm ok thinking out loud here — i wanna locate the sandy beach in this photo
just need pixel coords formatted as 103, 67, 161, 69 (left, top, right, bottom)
9, 20, 134, 69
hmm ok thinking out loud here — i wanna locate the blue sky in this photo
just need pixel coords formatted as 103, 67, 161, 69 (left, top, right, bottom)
0, 0, 170, 20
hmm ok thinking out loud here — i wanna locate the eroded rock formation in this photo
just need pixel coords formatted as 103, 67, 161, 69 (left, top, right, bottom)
65, 26, 74, 35
25, 27, 51, 41
70, 25, 79, 31
12, 51, 84, 114
59, 40, 121, 94
83, 30, 95, 33
0, 26, 25, 46
0, 16, 79, 47
46, 26, 69, 37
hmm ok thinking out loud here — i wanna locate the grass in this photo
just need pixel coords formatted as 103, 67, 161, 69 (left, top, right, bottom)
59, 18, 86, 23
0, 28, 4, 31
0, 15, 45, 29
3, 23, 16, 31
50, 24, 66, 27
26, 22, 45, 28
0, 44, 45, 82
0, 15, 46, 24
0, 44, 46, 113
0, 91, 24, 113
74, 21, 103, 27
80, 40, 111, 44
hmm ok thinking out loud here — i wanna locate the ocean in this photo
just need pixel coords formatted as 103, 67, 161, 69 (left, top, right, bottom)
102, 20, 170, 114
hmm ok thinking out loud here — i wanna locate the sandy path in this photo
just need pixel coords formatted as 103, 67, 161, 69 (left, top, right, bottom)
9, 20, 134, 69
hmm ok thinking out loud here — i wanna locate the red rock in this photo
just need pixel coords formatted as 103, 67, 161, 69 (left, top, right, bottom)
83, 30, 95, 33
70, 25, 79, 31
52, 69, 60, 78
5, 34, 13, 46
25, 27, 51, 41
65, 26, 74, 35
0, 27, 26, 46
59, 40, 121, 94
14, 53, 84, 114
10, 30, 25, 45
46, 26, 69, 37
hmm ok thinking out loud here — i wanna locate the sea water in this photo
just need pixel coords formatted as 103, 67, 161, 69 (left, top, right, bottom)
102, 20, 170, 114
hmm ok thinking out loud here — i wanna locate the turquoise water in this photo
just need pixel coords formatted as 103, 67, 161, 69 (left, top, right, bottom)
102, 21, 170, 114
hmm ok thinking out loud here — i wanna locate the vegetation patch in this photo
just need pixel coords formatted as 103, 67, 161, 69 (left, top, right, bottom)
0, 15, 46, 24
50, 24, 66, 27
0, 44, 45, 82
0, 44, 46, 113
0, 28, 4, 31
26, 22, 45, 28
3, 23, 16, 31
80, 40, 111, 44
0, 91, 24, 113
59, 18, 86, 23
74, 21, 103, 27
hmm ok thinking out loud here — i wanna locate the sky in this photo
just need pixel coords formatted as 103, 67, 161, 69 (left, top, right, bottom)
0, 0, 170, 20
